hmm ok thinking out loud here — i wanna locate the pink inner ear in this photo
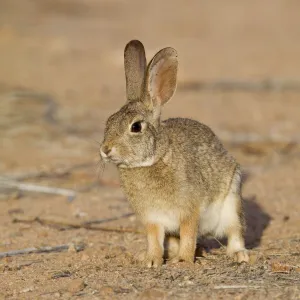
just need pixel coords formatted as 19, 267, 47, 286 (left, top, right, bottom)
149, 58, 177, 106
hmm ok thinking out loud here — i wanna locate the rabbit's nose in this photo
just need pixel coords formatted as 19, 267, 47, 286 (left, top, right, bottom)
101, 145, 112, 156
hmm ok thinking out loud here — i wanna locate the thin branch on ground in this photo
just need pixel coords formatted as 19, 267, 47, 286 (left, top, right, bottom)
87, 226, 142, 234
83, 213, 134, 225
3, 161, 120, 189
6, 162, 94, 181
11, 214, 142, 234
0, 243, 85, 258
2, 90, 58, 124
0, 179, 76, 200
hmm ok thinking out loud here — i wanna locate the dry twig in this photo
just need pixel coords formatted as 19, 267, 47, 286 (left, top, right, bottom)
83, 213, 134, 225
0, 179, 76, 200
0, 162, 95, 199
0, 243, 84, 259
12, 214, 142, 234
6, 162, 94, 181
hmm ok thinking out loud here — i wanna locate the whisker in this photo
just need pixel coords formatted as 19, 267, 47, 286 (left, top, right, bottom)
95, 154, 105, 179
79, 137, 102, 149
92, 139, 101, 146
97, 163, 105, 180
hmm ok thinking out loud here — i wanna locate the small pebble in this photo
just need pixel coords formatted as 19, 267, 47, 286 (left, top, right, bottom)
37, 230, 48, 238
50, 270, 71, 279
129, 215, 136, 222
139, 289, 166, 300
9, 191, 23, 200
7, 208, 24, 215
98, 286, 114, 296
249, 253, 259, 265
271, 261, 291, 273
5, 257, 13, 263
67, 279, 86, 294
20, 286, 34, 293
283, 215, 290, 222
81, 253, 90, 261
68, 243, 77, 253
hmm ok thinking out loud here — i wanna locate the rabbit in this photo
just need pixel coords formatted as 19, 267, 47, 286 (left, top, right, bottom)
100, 40, 249, 268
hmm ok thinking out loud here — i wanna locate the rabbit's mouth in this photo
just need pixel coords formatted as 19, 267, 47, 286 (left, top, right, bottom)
100, 149, 126, 166
109, 157, 124, 165
101, 154, 123, 165
100, 145, 155, 168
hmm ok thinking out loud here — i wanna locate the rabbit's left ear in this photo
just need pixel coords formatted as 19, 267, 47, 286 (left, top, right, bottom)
124, 40, 147, 102
145, 47, 178, 107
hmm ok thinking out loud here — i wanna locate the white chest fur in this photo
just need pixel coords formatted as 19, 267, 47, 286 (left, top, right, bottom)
145, 191, 239, 237
146, 210, 180, 233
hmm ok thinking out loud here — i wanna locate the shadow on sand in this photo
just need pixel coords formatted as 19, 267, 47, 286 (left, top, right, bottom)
243, 195, 271, 248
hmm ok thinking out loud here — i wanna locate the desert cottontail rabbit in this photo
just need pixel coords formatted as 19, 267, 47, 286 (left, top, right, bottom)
100, 40, 249, 267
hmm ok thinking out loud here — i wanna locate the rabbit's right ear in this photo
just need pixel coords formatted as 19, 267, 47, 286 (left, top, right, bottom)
124, 40, 147, 102
145, 47, 178, 108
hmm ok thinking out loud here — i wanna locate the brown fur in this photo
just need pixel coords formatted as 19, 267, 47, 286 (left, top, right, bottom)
100, 40, 249, 267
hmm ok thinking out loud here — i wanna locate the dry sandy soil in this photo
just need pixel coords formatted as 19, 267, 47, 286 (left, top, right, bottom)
0, 0, 300, 299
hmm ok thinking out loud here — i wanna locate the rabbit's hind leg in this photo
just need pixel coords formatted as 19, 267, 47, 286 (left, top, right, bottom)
227, 230, 249, 263
224, 193, 249, 263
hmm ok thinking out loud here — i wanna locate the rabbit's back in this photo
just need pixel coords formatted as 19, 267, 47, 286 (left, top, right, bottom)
163, 118, 238, 197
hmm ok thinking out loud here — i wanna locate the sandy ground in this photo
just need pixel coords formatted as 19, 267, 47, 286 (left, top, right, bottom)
0, 0, 300, 299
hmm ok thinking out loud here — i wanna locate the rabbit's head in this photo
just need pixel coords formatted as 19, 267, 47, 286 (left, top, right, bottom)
100, 40, 178, 168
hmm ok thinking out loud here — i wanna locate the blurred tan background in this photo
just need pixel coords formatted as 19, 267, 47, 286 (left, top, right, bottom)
0, 1, 299, 299
1, 0, 300, 168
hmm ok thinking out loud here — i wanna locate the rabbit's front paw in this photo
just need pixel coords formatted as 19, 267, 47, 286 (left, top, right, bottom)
232, 250, 249, 263
144, 255, 163, 268
169, 255, 194, 264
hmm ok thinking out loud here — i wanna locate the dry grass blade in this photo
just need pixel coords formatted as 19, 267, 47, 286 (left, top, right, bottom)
214, 285, 261, 290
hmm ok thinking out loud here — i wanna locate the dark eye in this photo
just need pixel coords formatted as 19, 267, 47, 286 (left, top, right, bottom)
131, 121, 142, 133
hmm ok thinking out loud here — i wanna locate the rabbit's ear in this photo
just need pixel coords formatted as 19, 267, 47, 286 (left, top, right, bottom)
124, 40, 147, 102
145, 47, 178, 107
